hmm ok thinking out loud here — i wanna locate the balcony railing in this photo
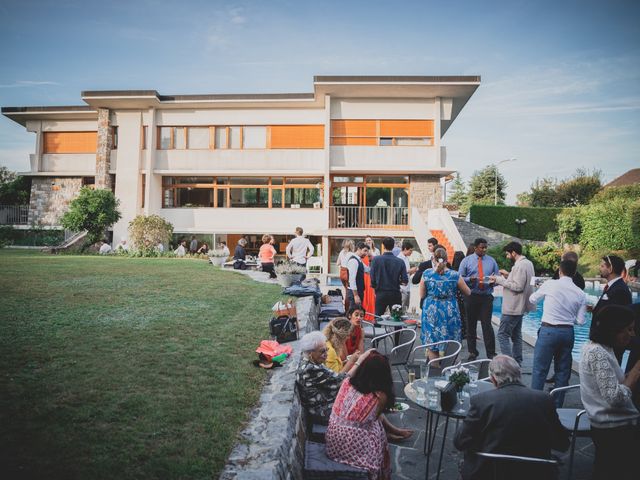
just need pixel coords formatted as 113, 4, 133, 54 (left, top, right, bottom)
0, 205, 29, 225
329, 206, 409, 229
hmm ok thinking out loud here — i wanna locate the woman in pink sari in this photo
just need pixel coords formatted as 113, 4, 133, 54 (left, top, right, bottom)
325, 352, 394, 479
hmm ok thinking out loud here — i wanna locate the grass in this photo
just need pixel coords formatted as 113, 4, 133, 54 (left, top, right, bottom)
0, 250, 282, 479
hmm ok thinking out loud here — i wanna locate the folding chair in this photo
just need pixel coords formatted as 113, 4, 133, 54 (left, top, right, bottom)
371, 328, 417, 383
550, 385, 591, 480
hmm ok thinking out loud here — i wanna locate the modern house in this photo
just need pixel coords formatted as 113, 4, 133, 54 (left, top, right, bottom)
2, 75, 479, 274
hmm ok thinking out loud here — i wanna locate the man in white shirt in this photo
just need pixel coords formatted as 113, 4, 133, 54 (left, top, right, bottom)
399, 240, 417, 311
490, 241, 535, 365
99, 240, 111, 254
286, 227, 314, 267
346, 242, 370, 308
529, 260, 587, 406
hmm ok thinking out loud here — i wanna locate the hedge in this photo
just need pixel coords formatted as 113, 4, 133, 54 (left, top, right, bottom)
0, 226, 65, 247
469, 205, 564, 241
579, 197, 640, 250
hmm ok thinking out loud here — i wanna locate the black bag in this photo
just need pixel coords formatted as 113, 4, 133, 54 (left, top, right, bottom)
439, 382, 458, 412
269, 315, 298, 343
233, 260, 247, 270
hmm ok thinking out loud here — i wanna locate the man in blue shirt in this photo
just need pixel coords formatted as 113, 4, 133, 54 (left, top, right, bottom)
458, 238, 500, 360
370, 237, 408, 316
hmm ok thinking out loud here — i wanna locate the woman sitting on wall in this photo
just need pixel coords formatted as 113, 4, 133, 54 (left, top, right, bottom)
325, 352, 396, 479
323, 317, 361, 373
345, 306, 365, 356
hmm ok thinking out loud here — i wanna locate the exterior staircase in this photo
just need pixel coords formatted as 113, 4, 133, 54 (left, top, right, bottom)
47, 230, 87, 253
429, 229, 455, 263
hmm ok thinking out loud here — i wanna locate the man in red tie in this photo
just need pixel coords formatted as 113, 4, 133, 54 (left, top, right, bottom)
458, 238, 500, 361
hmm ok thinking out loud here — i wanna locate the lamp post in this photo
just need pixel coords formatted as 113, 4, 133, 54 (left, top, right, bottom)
494, 158, 517, 205
515, 218, 527, 238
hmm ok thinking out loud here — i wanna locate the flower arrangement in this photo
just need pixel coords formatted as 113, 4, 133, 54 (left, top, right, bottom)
448, 366, 471, 390
208, 249, 229, 258
275, 261, 307, 275
390, 304, 403, 322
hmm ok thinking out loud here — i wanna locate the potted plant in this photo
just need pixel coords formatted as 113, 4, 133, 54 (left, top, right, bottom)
390, 304, 404, 322
275, 261, 306, 287
448, 366, 471, 404
208, 249, 229, 267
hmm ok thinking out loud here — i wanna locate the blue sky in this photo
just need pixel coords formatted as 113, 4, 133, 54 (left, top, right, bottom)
1, 0, 638, 202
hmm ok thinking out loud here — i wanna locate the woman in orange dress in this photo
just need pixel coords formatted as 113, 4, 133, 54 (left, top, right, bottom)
362, 254, 377, 322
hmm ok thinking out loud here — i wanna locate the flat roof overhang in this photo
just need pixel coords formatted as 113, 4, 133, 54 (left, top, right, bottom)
1, 106, 97, 127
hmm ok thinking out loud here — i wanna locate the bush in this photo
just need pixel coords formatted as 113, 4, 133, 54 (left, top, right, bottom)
128, 215, 174, 254
555, 209, 581, 245
61, 188, 121, 245
579, 197, 640, 250
591, 184, 640, 203
469, 205, 564, 241
0, 226, 65, 247
487, 241, 561, 275
0, 225, 13, 248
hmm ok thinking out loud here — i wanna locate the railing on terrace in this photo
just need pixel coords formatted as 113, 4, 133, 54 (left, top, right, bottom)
0, 205, 29, 225
329, 206, 409, 229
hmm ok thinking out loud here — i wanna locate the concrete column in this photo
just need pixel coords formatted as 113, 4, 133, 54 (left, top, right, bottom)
95, 108, 113, 189
143, 109, 155, 214
322, 94, 332, 281
433, 97, 442, 167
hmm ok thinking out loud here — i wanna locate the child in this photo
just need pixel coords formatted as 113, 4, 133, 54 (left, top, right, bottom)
345, 305, 365, 356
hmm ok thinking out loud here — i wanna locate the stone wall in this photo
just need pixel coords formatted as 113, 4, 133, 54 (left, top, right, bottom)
410, 175, 443, 218
28, 177, 83, 226
95, 108, 112, 190
220, 296, 318, 480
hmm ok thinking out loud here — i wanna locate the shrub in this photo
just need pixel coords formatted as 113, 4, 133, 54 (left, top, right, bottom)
128, 215, 174, 254
591, 184, 640, 203
0, 225, 14, 248
61, 188, 121, 245
469, 205, 564, 241
488, 241, 561, 276
555, 209, 581, 245
579, 197, 640, 250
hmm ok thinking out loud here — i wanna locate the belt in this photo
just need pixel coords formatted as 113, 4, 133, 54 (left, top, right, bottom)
541, 322, 573, 328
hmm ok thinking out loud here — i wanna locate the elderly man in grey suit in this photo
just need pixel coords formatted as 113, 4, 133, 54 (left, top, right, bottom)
454, 355, 569, 480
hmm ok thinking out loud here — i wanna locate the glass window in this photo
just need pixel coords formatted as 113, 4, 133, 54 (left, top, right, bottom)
159, 127, 172, 149
332, 176, 364, 183
188, 127, 210, 149
271, 177, 283, 185
215, 127, 227, 149
379, 138, 393, 146
367, 176, 409, 184
242, 126, 266, 149
142, 126, 148, 149
229, 127, 241, 149
366, 187, 391, 207
285, 187, 321, 208
230, 187, 269, 207
174, 127, 186, 149
229, 177, 269, 186
285, 177, 322, 186
396, 138, 430, 146
217, 188, 228, 207
163, 188, 174, 207
163, 177, 213, 185
111, 127, 118, 149
272, 188, 283, 207
176, 187, 213, 207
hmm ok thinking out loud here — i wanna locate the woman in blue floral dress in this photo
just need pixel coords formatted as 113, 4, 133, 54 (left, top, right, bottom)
420, 248, 471, 361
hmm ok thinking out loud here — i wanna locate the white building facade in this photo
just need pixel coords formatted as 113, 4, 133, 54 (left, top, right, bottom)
2, 75, 479, 274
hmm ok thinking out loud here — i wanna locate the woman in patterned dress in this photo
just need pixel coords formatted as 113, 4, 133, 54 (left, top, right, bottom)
420, 247, 471, 362
325, 352, 395, 479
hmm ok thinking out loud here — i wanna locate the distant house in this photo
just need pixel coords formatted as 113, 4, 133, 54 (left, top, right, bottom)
605, 168, 640, 188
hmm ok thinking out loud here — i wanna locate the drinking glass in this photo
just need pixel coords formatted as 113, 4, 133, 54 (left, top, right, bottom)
416, 386, 426, 403
420, 363, 428, 380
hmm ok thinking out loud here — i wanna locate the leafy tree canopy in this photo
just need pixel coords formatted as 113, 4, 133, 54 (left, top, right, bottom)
525, 168, 602, 207
0, 167, 30, 205
468, 165, 507, 206
61, 187, 121, 244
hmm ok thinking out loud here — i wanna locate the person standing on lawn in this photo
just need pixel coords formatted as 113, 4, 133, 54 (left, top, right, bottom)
490, 241, 535, 366
286, 226, 314, 268
458, 238, 500, 360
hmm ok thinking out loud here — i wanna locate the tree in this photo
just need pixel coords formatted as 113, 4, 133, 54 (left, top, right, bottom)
128, 215, 173, 252
0, 167, 31, 205
516, 191, 532, 207
61, 187, 121, 245
468, 165, 507, 205
555, 168, 602, 206
448, 174, 468, 211
529, 178, 560, 207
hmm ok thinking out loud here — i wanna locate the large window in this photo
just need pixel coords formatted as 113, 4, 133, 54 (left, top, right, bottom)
331, 120, 434, 146
162, 176, 323, 208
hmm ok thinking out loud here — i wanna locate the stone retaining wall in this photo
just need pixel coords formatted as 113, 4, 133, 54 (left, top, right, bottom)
220, 295, 319, 480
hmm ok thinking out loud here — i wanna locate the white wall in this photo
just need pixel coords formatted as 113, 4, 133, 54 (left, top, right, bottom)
156, 108, 325, 125
330, 146, 439, 172
330, 98, 435, 119
40, 154, 95, 173
157, 207, 326, 235
154, 149, 325, 174
40, 120, 97, 131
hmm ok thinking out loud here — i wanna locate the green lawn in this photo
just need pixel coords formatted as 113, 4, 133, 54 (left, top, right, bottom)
0, 250, 281, 479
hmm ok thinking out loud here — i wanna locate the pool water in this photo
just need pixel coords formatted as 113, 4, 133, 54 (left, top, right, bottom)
492, 283, 638, 363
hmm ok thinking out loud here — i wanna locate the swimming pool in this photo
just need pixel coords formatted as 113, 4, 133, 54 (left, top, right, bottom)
492, 282, 639, 363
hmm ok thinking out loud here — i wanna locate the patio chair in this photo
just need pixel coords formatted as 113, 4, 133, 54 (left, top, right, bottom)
371, 328, 417, 382
361, 319, 386, 340
550, 385, 592, 480
406, 340, 461, 383
474, 452, 559, 480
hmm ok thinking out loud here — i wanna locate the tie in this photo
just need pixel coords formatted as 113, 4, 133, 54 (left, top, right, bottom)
478, 256, 484, 290
603, 284, 609, 293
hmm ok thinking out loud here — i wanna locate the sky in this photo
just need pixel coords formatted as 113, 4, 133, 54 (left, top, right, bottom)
0, 0, 638, 203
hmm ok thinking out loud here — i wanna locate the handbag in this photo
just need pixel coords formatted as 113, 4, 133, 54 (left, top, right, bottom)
269, 315, 298, 343
439, 382, 458, 412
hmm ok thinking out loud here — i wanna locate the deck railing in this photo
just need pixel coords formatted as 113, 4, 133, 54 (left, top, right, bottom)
0, 205, 29, 225
329, 206, 409, 229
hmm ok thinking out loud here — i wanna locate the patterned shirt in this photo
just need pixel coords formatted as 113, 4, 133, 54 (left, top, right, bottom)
296, 357, 346, 419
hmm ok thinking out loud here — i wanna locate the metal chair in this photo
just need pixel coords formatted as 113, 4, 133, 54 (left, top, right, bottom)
550, 385, 591, 480
443, 358, 492, 381
361, 319, 386, 340
371, 328, 417, 382
475, 452, 559, 480
406, 340, 462, 382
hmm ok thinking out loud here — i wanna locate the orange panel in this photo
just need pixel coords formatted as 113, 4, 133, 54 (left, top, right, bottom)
380, 120, 433, 137
270, 125, 324, 149
43, 132, 97, 154
331, 137, 377, 146
331, 120, 376, 137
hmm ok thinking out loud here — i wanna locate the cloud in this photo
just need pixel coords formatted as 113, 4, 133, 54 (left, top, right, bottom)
0, 80, 61, 88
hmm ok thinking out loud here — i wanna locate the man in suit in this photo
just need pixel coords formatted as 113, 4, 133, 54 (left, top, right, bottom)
454, 355, 569, 480
369, 236, 408, 316
590, 255, 632, 364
